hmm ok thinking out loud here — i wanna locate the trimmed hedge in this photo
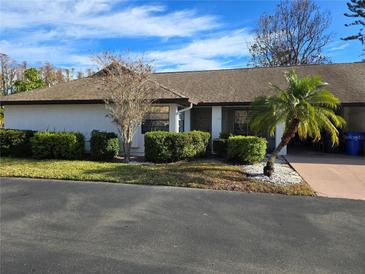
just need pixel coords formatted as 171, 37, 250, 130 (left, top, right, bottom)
90, 130, 119, 160
31, 131, 84, 159
227, 136, 267, 164
145, 131, 210, 163
0, 129, 35, 157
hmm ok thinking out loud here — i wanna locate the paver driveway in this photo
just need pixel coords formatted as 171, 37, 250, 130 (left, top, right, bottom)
1, 177, 365, 273
286, 153, 365, 200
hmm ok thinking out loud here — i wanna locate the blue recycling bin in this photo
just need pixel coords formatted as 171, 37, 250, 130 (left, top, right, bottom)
345, 132, 364, 156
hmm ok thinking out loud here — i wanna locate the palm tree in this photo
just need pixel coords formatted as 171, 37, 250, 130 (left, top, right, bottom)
250, 70, 346, 177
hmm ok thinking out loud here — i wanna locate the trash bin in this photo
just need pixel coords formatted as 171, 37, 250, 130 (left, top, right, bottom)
345, 132, 364, 156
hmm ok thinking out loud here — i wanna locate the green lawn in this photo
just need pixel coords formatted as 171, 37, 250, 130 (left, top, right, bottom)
0, 157, 315, 196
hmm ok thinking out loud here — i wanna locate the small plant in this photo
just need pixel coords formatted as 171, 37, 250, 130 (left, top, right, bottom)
31, 131, 84, 159
213, 132, 235, 157
213, 138, 227, 157
0, 129, 35, 157
227, 136, 267, 164
90, 130, 120, 161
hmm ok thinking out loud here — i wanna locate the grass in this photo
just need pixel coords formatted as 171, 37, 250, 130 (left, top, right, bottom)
0, 157, 315, 196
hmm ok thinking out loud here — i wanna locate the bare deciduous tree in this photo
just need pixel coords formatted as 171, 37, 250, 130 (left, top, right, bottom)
248, 0, 332, 67
77, 71, 84, 79
41, 62, 56, 87
93, 52, 157, 162
0, 53, 17, 95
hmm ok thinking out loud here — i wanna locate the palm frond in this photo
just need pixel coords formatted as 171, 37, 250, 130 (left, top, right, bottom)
249, 70, 345, 146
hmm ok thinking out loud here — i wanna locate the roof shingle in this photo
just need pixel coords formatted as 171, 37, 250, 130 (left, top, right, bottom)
1, 62, 364, 105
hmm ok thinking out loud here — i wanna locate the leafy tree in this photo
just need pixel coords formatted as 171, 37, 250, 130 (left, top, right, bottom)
14, 68, 44, 93
250, 70, 345, 176
249, 0, 332, 67
342, 0, 365, 56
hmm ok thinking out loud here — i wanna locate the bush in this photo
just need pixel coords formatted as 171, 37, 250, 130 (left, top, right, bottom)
227, 136, 267, 164
189, 131, 211, 157
213, 138, 227, 157
219, 132, 233, 139
144, 131, 210, 163
0, 129, 35, 157
31, 131, 84, 159
90, 130, 119, 160
212, 132, 233, 157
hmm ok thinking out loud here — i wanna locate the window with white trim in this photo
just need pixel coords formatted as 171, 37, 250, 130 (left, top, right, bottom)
141, 106, 169, 134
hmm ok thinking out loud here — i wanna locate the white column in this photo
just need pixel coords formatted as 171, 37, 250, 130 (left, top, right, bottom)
184, 109, 191, 132
275, 122, 287, 155
169, 104, 179, 133
211, 106, 222, 140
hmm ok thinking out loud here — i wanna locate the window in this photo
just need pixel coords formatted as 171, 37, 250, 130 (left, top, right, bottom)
141, 106, 169, 134
234, 110, 250, 135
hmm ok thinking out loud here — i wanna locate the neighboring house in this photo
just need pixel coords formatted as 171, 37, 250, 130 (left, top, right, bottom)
1, 62, 364, 156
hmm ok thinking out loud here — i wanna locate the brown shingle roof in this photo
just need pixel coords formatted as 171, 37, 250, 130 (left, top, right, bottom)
0, 72, 192, 105
1, 62, 364, 105
152, 62, 365, 104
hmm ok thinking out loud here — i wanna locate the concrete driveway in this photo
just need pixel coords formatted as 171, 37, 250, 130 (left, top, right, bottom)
1, 177, 365, 273
286, 153, 365, 200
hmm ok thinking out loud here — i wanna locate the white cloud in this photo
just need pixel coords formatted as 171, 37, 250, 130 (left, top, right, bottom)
0, 0, 253, 72
0, 40, 93, 71
0, 0, 218, 39
327, 42, 349, 52
147, 29, 253, 71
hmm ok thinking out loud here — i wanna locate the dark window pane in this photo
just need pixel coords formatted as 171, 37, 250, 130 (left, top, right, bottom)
142, 106, 170, 134
234, 110, 250, 135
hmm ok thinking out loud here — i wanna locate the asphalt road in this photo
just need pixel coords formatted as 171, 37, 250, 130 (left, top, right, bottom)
1, 177, 365, 274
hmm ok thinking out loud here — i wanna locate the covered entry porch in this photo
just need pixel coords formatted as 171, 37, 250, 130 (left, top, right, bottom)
181, 105, 284, 155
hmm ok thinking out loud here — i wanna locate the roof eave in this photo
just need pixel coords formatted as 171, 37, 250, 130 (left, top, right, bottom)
0, 97, 197, 106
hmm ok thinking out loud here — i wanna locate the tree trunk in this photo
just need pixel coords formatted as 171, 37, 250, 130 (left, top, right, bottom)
264, 119, 300, 177
123, 141, 131, 163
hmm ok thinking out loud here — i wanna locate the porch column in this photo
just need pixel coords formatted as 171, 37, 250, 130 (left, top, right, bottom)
184, 109, 191, 132
169, 104, 179, 133
211, 106, 222, 140
275, 122, 287, 155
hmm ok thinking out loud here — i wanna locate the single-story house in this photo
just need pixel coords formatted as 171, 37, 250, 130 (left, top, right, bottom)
1, 62, 364, 156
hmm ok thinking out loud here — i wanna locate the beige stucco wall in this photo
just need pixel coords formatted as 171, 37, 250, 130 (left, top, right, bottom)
343, 106, 365, 132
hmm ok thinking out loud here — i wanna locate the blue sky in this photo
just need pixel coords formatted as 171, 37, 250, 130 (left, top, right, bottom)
0, 0, 362, 72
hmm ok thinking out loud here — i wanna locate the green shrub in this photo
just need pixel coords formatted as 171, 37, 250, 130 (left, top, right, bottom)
144, 131, 210, 163
0, 129, 35, 157
144, 131, 173, 163
227, 136, 267, 164
90, 130, 119, 160
213, 132, 232, 157
219, 132, 233, 139
189, 131, 211, 157
213, 138, 227, 157
31, 131, 84, 159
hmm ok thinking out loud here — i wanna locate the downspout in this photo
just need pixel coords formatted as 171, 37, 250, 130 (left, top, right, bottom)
178, 102, 193, 114
177, 103, 193, 133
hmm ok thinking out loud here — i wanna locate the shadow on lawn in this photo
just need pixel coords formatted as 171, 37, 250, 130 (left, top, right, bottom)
80, 161, 248, 188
